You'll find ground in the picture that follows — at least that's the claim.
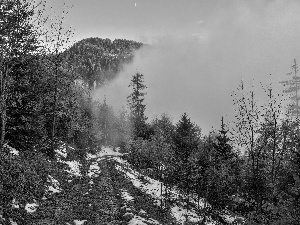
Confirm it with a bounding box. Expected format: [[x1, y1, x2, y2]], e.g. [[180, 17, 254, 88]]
[[7, 145, 243, 225]]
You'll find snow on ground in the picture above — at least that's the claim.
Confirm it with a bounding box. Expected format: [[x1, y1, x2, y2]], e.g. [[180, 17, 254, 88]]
[[55, 142, 69, 158], [99, 147, 123, 157], [4, 144, 19, 156], [25, 203, 38, 213], [171, 206, 214, 225], [74, 220, 87, 225], [63, 160, 81, 176], [9, 219, 17, 225], [88, 161, 101, 178], [85, 147, 236, 225], [127, 214, 160, 225], [87, 146, 124, 161], [11, 200, 39, 214], [12, 199, 19, 209], [47, 175, 61, 193], [55, 143, 81, 177], [223, 214, 245, 224], [87, 147, 121, 178], [86, 152, 97, 160], [128, 216, 148, 225], [115, 161, 204, 223], [86, 147, 126, 177], [121, 189, 135, 201], [113, 154, 212, 224]]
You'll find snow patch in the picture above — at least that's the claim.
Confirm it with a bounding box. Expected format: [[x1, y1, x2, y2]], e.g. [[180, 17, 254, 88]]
[[5, 144, 19, 156], [97, 147, 124, 159], [120, 189, 134, 201], [47, 175, 61, 193], [64, 160, 81, 176], [9, 219, 18, 225], [115, 163, 163, 206], [86, 153, 97, 160], [86, 147, 123, 162], [74, 220, 87, 225], [171, 205, 204, 224], [115, 158, 205, 224], [128, 215, 160, 225], [139, 209, 147, 214], [55, 143, 68, 158], [12, 199, 19, 209], [128, 216, 148, 225], [88, 161, 101, 177], [25, 203, 38, 213]]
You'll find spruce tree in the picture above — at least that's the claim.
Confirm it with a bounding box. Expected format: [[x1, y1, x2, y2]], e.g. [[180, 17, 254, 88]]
[[173, 113, 199, 220], [213, 116, 235, 161], [173, 113, 199, 164], [127, 72, 148, 139], [0, 0, 43, 153]]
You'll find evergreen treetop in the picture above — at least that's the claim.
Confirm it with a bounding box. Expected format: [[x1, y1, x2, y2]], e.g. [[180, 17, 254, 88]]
[[127, 72, 149, 139], [213, 116, 235, 161], [127, 71, 147, 121], [173, 113, 199, 162]]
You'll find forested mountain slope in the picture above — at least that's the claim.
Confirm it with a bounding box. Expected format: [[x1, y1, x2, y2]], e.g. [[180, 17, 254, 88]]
[[63, 38, 143, 89]]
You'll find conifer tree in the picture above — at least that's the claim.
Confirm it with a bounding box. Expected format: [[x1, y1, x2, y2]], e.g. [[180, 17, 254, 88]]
[[213, 116, 236, 161], [173, 113, 199, 164], [0, 1, 55, 223], [96, 96, 116, 146], [127, 72, 148, 139], [173, 113, 200, 221], [0, 0, 45, 153]]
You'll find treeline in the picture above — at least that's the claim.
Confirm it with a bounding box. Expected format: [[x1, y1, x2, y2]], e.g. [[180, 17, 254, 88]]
[[122, 71, 300, 225], [64, 37, 143, 89]]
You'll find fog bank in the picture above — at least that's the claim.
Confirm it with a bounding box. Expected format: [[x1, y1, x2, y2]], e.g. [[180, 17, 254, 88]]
[[93, 0, 300, 134]]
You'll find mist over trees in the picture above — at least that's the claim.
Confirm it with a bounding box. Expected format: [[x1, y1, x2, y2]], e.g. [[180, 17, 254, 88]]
[[2, 0, 300, 224]]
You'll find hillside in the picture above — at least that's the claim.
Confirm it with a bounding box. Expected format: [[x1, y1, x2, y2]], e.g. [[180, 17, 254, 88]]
[[63, 38, 143, 89], [5, 144, 243, 225]]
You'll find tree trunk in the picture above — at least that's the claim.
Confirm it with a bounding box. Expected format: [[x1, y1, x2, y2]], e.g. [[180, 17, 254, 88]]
[[0, 68, 7, 153], [160, 173, 163, 209], [271, 112, 277, 186], [50, 59, 59, 159]]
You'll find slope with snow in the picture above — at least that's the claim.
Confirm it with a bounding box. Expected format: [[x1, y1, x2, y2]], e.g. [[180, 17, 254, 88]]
[[2, 144, 244, 225], [103, 147, 243, 225]]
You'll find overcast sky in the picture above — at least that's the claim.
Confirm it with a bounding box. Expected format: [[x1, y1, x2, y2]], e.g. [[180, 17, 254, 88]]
[[47, 0, 300, 135]]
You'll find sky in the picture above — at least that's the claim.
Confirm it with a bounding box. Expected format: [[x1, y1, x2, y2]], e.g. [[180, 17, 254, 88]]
[[46, 0, 300, 135]]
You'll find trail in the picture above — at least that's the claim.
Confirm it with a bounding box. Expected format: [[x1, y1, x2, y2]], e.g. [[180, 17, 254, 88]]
[[26, 146, 243, 225]]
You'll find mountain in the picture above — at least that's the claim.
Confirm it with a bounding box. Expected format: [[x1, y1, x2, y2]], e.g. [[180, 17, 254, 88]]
[[63, 37, 143, 89]]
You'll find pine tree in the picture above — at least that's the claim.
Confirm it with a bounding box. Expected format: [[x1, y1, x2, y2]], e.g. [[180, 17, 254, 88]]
[[173, 113, 199, 164], [0, 1, 54, 223], [280, 59, 300, 120], [96, 96, 116, 146], [0, 0, 44, 153], [202, 118, 243, 215], [173, 113, 200, 221], [127, 72, 148, 139], [213, 116, 235, 161]]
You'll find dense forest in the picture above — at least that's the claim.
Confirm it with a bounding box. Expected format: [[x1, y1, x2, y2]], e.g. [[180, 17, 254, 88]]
[[1, 1, 300, 225], [64, 37, 143, 89]]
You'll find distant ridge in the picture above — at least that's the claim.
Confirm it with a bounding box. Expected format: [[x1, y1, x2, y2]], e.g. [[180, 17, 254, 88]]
[[64, 37, 143, 88]]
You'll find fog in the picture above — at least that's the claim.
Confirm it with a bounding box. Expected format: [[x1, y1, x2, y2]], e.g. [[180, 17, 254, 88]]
[[92, 0, 300, 135]]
